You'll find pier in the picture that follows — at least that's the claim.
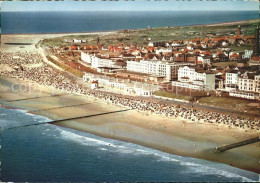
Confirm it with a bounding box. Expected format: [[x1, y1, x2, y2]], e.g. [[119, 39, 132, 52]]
[[215, 137, 260, 152], [5, 108, 132, 130]]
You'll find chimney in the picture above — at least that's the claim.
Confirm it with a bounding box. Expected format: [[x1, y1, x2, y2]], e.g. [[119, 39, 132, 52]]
[[237, 25, 241, 36]]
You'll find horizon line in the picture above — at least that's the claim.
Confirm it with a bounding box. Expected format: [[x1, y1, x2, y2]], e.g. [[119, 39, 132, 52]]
[[2, 10, 259, 12]]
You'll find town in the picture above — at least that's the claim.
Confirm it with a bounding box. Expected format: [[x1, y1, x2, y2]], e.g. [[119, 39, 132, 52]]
[[1, 23, 259, 133], [44, 24, 260, 101]]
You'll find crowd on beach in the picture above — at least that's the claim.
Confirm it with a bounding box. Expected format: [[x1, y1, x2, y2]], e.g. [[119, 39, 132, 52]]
[[87, 91, 259, 131], [0, 51, 43, 65], [0, 51, 259, 131]]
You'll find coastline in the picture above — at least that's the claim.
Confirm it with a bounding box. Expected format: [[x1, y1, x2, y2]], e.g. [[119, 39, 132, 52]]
[[0, 76, 259, 174], [1, 17, 260, 175], [1, 18, 259, 36]]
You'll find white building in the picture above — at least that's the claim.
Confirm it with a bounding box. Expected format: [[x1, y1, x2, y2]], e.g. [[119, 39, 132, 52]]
[[172, 66, 216, 90], [225, 70, 239, 91], [229, 90, 259, 100], [148, 42, 154, 47], [127, 60, 192, 81], [238, 72, 260, 93], [73, 39, 81, 43], [225, 70, 260, 100], [81, 51, 92, 64], [242, 50, 253, 59], [155, 48, 172, 55], [126, 60, 145, 73], [83, 73, 157, 96], [81, 52, 125, 69]]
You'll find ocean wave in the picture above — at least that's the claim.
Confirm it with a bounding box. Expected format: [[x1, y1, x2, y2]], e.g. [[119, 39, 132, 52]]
[[59, 129, 118, 148], [187, 165, 255, 182], [57, 127, 257, 181], [0, 107, 51, 128], [99, 147, 108, 151], [59, 128, 181, 162]]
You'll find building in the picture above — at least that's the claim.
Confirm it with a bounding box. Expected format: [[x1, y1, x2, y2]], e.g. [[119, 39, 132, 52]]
[[172, 66, 216, 90], [242, 50, 253, 59], [91, 80, 99, 89], [225, 70, 239, 91], [155, 48, 172, 55], [81, 51, 92, 63], [229, 90, 259, 100], [83, 73, 157, 96], [225, 70, 260, 100], [73, 39, 81, 43], [249, 56, 260, 66], [127, 60, 192, 81], [81, 52, 126, 69], [238, 72, 260, 93]]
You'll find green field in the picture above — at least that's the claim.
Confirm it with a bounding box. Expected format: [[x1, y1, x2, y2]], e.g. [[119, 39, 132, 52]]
[[198, 96, 259, 114], [42, 19, 259, 47], [46, 56, 84, 78]]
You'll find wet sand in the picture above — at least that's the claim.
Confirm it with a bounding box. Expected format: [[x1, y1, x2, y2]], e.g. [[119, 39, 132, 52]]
[[1, 18, 259, 173], [0, 76, 259, 174]]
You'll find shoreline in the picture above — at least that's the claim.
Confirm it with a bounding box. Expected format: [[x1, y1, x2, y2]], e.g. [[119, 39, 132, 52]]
[[1, 18, 259, 36], [0, 76, 259, 174], [0, 16, 259, 175]]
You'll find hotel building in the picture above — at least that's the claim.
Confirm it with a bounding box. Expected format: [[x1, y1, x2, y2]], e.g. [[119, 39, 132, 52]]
[[225, 70, 260, 100], [126, 60, 192, 81], [172, 66, 216, 90]]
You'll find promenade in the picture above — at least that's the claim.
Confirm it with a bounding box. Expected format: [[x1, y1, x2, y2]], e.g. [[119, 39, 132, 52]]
[[0, 50, 259, 132]]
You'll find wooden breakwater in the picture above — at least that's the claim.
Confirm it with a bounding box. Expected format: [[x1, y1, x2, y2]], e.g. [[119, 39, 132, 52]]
[[6, 94, 67, 102], [5, 108, 131, 130], [215, 137, 260, 152]]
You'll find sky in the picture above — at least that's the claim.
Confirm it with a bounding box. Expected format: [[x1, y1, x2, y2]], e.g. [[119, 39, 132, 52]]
[[1, 1, 259, 12]]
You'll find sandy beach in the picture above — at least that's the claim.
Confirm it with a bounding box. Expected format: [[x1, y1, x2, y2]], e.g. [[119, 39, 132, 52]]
[[0, 76, 259, 173], [1, 31, 114, 52], [0, 19, 259, 174]]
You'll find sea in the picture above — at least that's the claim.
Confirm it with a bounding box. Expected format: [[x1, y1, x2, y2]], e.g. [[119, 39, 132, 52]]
[[0, 106, 259, 182], [1, 11, 259, 34]]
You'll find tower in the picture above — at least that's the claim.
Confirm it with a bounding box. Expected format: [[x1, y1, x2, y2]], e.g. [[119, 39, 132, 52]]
[[253, 24, 260, 56], [237, 25, 241, 36], [97, 37, 100, 46]]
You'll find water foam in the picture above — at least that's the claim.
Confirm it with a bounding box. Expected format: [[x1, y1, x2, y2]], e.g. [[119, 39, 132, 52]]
[[57, 127, 257, 181], [187, 165, 255, 182]]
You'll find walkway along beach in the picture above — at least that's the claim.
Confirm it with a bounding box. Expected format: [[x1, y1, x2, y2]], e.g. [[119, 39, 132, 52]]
[[0, 31, 259, 174]]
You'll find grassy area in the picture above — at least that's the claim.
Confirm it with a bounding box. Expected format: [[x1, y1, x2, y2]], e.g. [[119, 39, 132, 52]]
[[154, 90, 192, 101], [228, 44, 254, 52], [41, 19, 259, 47], [46, 56, 84, 78], [198, 96, 259, 113]]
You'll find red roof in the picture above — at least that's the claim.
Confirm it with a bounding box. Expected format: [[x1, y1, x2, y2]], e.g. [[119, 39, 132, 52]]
[[215, 37, 227, 42], [201, 51, 212, 55], [70, 46, 76, 50], [92, 80, 98, 84], [230, 36, 242, 40], [147, 47, 155, 51], [230, 53, 239, 58], [244, 35, 255, 40], [251, 56, 260, 61], [84, 45, 91, 50], [181, 77, 190, 79]]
